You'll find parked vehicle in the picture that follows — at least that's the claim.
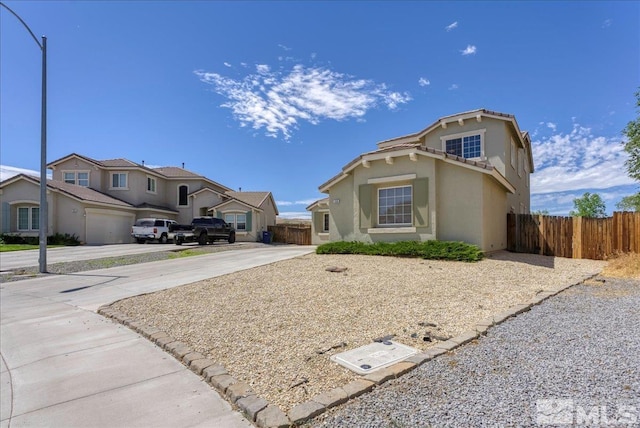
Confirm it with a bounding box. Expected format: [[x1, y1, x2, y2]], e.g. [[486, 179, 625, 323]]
[[131, 218, 179, 244], [174, 217, 236, 245]]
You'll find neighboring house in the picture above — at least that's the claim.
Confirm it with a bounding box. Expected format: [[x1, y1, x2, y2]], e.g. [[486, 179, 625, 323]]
[[307, 109, 534, 251], [0, 153, 278, 244]]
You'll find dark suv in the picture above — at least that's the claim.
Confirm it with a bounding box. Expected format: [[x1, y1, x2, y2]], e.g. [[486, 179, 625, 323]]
[[175, 216, 236, 245]]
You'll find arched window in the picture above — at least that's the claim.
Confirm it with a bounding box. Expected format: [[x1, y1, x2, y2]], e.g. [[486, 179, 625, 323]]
[[178, 185, 188, 206]]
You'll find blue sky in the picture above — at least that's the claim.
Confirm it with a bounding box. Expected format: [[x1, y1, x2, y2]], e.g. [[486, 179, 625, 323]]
[[1, 1, 638, 218]]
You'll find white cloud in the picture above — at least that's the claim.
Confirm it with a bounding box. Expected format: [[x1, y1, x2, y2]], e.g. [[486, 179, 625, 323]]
[[546, 122, 557, 131], [602, 19, 612, 28], [277, 211, 311, 220], [223, 62, 232, 68], [461, 45, 477, 55], [530, 122, 634, 194], [276, 198, 325, 207], [418, 77, 430, 87], [195, 63, 411, 139], [445, 21, 458, 31], [448, 83, 459, 90], [278, 44, 292, 51], [0, 165, 51, 181]]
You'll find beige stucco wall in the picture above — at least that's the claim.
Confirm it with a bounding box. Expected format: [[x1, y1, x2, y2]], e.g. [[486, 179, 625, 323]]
[[214, 201, 261, 242], [435, 161, 484, 247], [0, 180, 54, 236], [327, 155, 437, 243], [481, 174, 508, 251], [51, 157, 103, 189]]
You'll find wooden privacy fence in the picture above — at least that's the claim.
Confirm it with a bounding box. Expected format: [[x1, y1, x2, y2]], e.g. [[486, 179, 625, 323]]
[[268, 224, 311, 245], [507, 212, 639, 260]]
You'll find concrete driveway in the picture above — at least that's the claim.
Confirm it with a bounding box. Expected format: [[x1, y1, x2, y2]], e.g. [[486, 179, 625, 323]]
[[1, 242, 257, 272], [1, 245, 315, 427]]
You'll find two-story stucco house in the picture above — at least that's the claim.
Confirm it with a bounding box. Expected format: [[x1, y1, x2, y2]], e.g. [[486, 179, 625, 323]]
[[0, 153, 278, 244], [307, 109, 534, 251]]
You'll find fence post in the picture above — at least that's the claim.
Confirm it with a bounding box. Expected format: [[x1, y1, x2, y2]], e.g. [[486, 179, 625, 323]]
[[572, 216, 582, 259]]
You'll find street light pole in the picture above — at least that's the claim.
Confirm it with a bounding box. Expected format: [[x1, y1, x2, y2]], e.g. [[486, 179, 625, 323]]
[[0, 2, 47, 272]]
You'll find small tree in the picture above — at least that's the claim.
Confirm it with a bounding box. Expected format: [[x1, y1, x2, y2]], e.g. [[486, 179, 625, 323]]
[[616, 193, 640, 211], [569, 192, 607, 218], [531, 209, 550, 216], [622, 89, 640, 181]]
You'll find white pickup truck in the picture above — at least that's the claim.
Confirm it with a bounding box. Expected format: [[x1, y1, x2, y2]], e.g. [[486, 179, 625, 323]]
[[131, 218, 179, 244]]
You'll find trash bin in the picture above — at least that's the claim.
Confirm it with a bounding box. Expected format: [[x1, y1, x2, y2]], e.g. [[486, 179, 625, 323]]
[[262, 231, 271, 244]]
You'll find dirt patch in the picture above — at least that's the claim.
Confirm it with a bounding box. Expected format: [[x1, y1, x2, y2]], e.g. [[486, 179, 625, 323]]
[[602, 252, 640, 279]]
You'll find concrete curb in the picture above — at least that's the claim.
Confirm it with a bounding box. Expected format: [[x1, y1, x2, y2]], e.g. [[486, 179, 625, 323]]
[[97, 274, 598, 427]]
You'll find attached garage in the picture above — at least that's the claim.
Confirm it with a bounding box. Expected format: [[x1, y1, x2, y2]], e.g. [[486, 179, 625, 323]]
[[85, 208, 135, 244]]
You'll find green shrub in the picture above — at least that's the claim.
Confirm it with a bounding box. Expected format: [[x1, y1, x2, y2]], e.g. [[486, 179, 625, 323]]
[[0, 233, 80, 246], [316, 240, 483, 262]]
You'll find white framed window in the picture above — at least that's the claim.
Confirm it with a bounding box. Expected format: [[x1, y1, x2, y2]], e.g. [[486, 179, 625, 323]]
[[63, 171, 89, 187], [177, 184, 189, 206], [225, 213, 246, 230], [378, 185, 412, 226], [110, 172, 128, 189], [17, 206, 39, 231], [323, 213, 330, 232], [441, 129, 485, 159], [510, 138, 517, 169], [146, 176, 156, 194]]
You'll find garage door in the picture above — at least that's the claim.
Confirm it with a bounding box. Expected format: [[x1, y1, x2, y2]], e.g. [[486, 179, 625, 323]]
[[85, 208, 134, 244]]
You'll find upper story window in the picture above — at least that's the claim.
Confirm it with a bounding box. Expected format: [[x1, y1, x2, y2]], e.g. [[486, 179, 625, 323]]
[[63, 171, 89, 187], [510, 138, 517, 169], [441, 129, 485, 160], [518, 149, 524, 177], [17, 206, 39, 231], [224, 213, 246, 231], [111, 172, 128, 189], [147, 176, 157, 194], [178, 185, 189, 206], [378, 185, 412, 226]]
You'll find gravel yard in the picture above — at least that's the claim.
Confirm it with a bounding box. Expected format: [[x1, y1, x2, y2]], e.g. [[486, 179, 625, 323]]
[[111, 250, 605, 412]]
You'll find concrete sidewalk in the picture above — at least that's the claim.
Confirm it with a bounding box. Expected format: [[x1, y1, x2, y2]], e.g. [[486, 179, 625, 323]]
[[1, 245, 315, 428]]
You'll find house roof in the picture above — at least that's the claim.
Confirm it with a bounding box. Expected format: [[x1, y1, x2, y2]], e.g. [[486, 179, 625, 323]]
[[306, 197, 329, 211], [47, 153, 232, 191], [0, 174, 134, 208], [319, 143, 515, 194], [210, 191, 279, 215]]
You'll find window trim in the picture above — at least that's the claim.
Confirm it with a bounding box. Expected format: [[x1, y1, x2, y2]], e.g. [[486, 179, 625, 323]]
[[440, 129, 486, 160], [17, 206, 40, 231], [224, 212, 247, 231], [146, 175, 157, 194], [177, 184, 189, 207], [110, 172, 128, 190], [518, 148, 524, 177], [62, 170, 90, 187], [510, 138, 517, 169], [322, 212, 330, 232], [377, 184, 413, 227]]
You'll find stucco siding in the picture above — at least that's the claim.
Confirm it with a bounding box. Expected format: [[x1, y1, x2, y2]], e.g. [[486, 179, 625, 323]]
[[435, 161, 484, 247], [52, 158, 103, 189], [481, 174, 508, 251]]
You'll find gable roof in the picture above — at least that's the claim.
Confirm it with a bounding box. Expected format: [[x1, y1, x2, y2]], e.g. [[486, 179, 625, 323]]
[[210, 191, 279, 215], [48, 152, 233, 191], [306, 197, 329, 211], [319, 143, 515, 194], [0, 174, 133, 208], [375, 108, 534, 173]]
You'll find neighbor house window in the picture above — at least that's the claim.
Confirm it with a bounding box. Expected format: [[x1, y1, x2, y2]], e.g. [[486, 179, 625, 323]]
[[147, 176, 156, 193], [442, 130, 485, 159], [511, 138, 517, 169], [225, 213, 246, 230], [518, 149, 524, 177], [378, 185, 412, 226], [323, 213, 330, 232], [17, 206, 39, 231], [111, 173, 127, 189], [178, 185, 188, 206], [63, 171, 89, 187]]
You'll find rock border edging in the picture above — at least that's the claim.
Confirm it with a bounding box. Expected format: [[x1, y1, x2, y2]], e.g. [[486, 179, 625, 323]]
[[97, 274, 599, 427]]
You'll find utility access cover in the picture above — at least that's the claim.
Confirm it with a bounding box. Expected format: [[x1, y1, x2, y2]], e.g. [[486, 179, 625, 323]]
[[330, 341, 419, 375]]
